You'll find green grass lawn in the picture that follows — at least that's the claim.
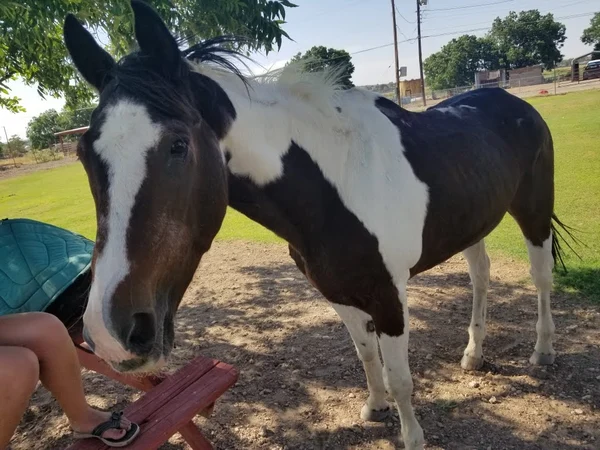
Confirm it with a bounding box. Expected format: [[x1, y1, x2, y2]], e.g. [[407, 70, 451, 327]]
[[0, 163, 280, 243], [485, 90, 600, 302], [1, 90, 598, 300]]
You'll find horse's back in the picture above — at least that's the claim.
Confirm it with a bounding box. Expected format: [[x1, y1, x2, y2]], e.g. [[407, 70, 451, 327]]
[[429, 88, 551, 152], [394, 89, 554, 274]]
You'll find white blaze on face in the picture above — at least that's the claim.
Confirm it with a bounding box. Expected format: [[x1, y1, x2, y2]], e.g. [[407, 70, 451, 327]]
[[83, 100, 162, 362]]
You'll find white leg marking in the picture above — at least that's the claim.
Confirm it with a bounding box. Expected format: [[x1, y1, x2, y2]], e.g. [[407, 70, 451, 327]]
[[526, 235, 556, 365], [461, 240, 490, 371], [330, 304, 391, 422], [84, 100, 162, 363], [378, 283, 424, 450]]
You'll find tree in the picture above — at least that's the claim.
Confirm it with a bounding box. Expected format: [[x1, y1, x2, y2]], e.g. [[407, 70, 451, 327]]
[[489, 10, 566, 69], [59, 104, 96, 130], [289, 46, 355, 88], [1, 0, 297, 113], [26, 103, 98, 149], [8, 135, 27, 156], [581, 12, 600, 51], [27, 110, 62, 150], [424, 35, 501, 90]]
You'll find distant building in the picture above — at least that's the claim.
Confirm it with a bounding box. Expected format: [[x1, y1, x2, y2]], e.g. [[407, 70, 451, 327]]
[[508, 65, 543, 87], [571, 51, 600, 81], [399, 78, 423, 98], [474, 69, 506, 88]]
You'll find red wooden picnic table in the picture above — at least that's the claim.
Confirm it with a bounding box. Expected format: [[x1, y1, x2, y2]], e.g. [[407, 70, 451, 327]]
[[66, 332, 238, 450]]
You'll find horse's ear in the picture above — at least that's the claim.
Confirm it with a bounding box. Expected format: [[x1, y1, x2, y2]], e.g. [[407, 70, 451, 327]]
[[63, 14, 115, 92], [131, 0, 181, 72]]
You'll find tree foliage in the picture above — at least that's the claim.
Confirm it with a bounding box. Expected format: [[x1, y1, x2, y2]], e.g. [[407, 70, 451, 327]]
[[289, 46, 355, 88], [26, 103, 96, 150], [424, 35, 501, 90], [27, 110, 62, 150], [581, 12, 600, 51], [424, 9, 566, 89], [1, 0, 297, 113], [60, 105, 96, 130], [489, 10, 566, 69], [8, 135, 27, 156]]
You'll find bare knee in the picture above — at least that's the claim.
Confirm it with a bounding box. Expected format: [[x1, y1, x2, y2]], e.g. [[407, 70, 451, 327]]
[[0, 347, 40, 396], [24, 313, 71, 354]]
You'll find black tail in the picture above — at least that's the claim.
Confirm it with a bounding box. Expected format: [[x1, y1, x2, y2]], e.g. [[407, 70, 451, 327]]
[[551, 213, 583, 273]]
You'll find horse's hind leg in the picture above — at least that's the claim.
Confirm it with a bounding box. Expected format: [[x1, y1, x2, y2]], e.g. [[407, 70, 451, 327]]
[[509, 148, 556, 365], [524, 234, 556, 365], [330, 303, 391, 422], [461, 240, 490, 371]]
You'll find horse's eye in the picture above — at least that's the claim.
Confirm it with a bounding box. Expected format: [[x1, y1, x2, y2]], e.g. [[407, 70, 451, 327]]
[[170, 139, 188, 158]]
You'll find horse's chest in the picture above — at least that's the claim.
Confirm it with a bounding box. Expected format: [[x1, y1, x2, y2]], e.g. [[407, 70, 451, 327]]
[[289, 229, 396, 305]]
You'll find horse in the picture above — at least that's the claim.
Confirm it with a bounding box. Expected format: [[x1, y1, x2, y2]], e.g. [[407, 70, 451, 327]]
[[63, 2, 572, 448]]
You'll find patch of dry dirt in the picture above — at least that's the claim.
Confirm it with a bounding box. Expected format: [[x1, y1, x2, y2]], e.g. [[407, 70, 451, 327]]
[[10, 241, 600, 449], [0, 156, 78, 181]]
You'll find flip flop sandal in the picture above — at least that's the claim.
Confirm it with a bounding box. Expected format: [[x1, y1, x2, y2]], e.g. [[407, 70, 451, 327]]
[[72, 411, 140, 447]]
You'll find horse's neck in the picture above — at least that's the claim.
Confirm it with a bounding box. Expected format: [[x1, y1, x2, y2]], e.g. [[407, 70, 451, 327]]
[[220, 80, 349, 186], [221, 85, 350, 251]]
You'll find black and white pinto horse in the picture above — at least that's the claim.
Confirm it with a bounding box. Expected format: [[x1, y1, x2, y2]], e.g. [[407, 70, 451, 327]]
[[64, 2, 571, 448]]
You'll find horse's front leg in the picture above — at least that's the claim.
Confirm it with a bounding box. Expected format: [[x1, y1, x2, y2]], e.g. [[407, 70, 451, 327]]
[[331, 303, 391, 422], [375, 279, 425, 450]]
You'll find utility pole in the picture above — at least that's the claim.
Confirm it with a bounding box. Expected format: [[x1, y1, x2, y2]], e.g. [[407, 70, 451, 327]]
[[3, 126, 17, 168], [390, 0, 401, 104], [416, 0, 426, 106]]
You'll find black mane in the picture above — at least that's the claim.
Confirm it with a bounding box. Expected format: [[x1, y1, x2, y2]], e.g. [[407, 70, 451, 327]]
[[100, 35, 251, 119], [181, 35, 252, 83]]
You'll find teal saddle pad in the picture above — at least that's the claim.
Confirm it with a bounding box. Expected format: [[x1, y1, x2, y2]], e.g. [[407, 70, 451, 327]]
[[0, 218, 94, 316]]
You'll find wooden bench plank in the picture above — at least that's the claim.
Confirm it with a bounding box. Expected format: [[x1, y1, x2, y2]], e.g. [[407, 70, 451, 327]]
[[125, 364, 237, 450], [122, 358, 220, 417], [177, 422, 215, 450], [67, 359, 237, 450]]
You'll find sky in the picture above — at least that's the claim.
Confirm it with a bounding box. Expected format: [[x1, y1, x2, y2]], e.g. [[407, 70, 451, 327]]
[[1, 0, 597, 139]]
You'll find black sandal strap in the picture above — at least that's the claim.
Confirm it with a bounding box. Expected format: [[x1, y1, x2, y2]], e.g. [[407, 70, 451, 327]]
[[102, 423, 140, 444], [90, 411, 125, 437]]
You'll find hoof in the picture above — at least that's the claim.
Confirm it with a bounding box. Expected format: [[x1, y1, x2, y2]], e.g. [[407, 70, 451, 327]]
[[530, 351, 555, 366], [401, 429, 425, 450], [360, 403, 392, 422], [461, 354, 484, 371]]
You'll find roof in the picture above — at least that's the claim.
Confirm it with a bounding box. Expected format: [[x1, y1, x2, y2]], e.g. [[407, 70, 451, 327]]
[[53, 126, 89, 137]]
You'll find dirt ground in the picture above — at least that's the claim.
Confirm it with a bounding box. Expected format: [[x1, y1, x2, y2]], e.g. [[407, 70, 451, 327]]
[[9, 241, 600, 450], [0, 156, 78, 181]]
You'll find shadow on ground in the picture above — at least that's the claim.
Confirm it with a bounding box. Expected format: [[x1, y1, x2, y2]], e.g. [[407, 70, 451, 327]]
[[11, 243, 600, 450]]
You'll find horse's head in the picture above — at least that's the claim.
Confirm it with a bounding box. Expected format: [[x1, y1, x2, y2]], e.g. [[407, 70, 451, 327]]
[[64, 1, 231, 372]]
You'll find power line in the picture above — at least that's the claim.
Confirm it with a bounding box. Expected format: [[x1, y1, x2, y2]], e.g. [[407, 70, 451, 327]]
[[552, 0, 599, 10], [265, 9, 596, 68], [348, 11, 596, 62], [426, 0, 515, 12], [422, 11, 597, 34], [395, 6, 415, 24], [423, 0, 595, 20], [424, 11, 597, 38], [396, 25, 413, 42]]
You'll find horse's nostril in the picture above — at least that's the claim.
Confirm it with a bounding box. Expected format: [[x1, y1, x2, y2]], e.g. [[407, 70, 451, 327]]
[[127, 312, 157, 353]]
